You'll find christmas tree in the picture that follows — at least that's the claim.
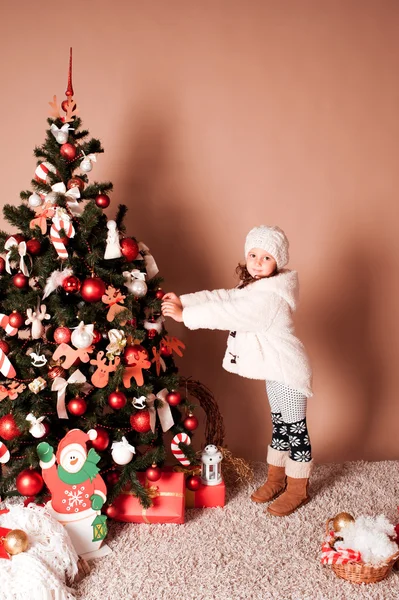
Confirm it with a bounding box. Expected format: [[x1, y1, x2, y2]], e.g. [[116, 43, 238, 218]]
[[0, 50, 204, 509]]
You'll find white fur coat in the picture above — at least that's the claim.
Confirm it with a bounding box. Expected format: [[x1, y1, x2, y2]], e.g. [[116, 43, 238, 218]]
[[181, 270, 313, 397]]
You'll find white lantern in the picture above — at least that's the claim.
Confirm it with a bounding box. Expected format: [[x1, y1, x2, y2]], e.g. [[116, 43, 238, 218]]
[[201, 444, 223, 486]]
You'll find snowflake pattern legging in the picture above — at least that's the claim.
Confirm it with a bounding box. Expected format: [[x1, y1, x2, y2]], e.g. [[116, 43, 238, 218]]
[[266, 380, 312, 462]]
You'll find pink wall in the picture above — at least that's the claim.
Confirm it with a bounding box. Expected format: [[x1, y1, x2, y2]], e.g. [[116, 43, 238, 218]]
[[1, 0, 399, 462]]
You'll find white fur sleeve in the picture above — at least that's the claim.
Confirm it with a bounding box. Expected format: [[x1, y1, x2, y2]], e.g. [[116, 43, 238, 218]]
[[182, 293, 280, 332], [180, 288, 232, 308]]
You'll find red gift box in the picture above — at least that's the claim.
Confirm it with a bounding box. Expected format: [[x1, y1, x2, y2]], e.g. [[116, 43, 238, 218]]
[[110, 470, 185, 524], [185, 480, 225, 508]]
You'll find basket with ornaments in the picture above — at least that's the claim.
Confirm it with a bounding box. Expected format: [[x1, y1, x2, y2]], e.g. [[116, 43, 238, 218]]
[[321, 511, 399, 584]]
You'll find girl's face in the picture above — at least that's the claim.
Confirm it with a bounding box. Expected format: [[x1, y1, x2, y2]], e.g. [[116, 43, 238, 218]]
[[246, 247, 277, 279]]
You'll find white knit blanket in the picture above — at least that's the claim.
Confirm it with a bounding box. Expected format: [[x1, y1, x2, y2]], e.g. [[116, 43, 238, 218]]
[[0, 503, 78, 600]]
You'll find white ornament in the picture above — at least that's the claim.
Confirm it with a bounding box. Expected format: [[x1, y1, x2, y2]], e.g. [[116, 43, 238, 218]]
[[26, 413, 46, 438], [132, 396, 147, 409], [123, 269, 147, 296], [71, 321, 94, 349], [50, 123, 71, 144], [80, 153, 97, 173], [25, 304, 50, 339], [28, 193, 43, 208], [111, 436, 135, 465], [201, 444, 223, 486], [42, 268, 73, 299], [106, 329, 126, 358], [104, 220, 122, 260], [30, 351, 47, 367]]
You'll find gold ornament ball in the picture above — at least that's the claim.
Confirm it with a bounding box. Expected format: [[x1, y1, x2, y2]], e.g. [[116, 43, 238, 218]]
[[332, 512, 355, 532], [3, 529, 29, 555]]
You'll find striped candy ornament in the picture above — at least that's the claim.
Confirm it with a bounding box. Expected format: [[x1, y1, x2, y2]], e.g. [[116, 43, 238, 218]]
[[35, 161, 57, 184], [171, 432, 191, 466], [50, 213, 75, 259], [0, 441, 10, 464], [0, 314, 18, 337]]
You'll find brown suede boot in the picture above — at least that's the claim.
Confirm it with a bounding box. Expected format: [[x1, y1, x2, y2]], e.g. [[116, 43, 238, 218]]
[[251, 446, 288, 503], [267, 457, 313, 516]]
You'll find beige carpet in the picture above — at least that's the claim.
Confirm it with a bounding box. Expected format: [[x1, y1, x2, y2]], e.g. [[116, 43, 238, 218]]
[[74, 461, 399, 600]]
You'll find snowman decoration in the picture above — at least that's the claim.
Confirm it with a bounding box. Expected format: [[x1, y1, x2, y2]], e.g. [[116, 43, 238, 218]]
[[37, 429, 108, 558]]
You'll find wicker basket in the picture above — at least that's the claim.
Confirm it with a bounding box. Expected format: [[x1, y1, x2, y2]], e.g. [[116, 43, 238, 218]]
[[325, 518, 399, 584]]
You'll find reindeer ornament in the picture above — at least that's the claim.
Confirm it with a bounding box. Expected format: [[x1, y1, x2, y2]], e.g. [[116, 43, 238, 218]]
[[25, 304, 50, 339]]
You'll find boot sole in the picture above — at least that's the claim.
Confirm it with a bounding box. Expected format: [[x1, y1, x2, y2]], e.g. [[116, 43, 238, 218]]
[[266, 496, 311, 517], [250, 487, 286, 504]]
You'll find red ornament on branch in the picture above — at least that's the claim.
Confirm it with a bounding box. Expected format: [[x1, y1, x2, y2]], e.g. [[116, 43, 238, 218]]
[[91, 427, 110, 451], [81, 277, 106, 303], [67, 177, 85, 192], [105, 470, 120, 486], [95, 194, 110, 209], [146, 464, 161, 482], [13, 273, 29, 289], [48, 365, 66, 380], [155, 289, 165, 300], [60, 143, 77, 161], [0, 414, 21, 440], [108, 391, 127, 410], [123, 344, 148, 366], [0, 257, 5, 274], [16, 469, 44, 496], [62, 275, 81, 294], [160, 343, 173, 358], [166, 391, 182, 407], [67, 396, 87, 416], [184, 414, 199, 431], [130, 410, 151, 433], [120, 238, 139, 262], [26, 239, 41, 256], [92, 329, 102, 344], [8, 312, 24, 329], [54, 326, 71, 345]]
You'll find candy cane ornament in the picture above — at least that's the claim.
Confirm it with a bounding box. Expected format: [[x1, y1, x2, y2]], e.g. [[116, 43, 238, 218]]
[[0, 349, 16, 379], [0, 441, 10, 464], [171, 432, 191, 466], [0, 314, 18, 337], [50, 208, 75, 259]]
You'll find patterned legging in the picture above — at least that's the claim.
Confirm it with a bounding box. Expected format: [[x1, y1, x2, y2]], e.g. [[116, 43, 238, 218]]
[[266, 380, 312, 462]]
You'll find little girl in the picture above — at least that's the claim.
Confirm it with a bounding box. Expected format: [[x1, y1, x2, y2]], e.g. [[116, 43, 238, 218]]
[[162, 225, 313, 517]]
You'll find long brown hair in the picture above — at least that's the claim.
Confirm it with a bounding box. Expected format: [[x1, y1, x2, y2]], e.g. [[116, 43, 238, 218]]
[[235, 262, 278, 289]]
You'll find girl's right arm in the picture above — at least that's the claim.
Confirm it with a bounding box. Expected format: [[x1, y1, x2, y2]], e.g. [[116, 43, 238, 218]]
[[179, 288, 232, 308]]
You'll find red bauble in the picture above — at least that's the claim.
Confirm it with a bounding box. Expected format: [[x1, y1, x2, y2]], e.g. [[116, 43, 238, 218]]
[[41, 421, 50, 438], [105, 504, 118, 519], [48, 365, 66, 380], [184, 414, 199, 431], [67, 177, 85, 192], [147, 329, 157, 339], [81, 277, 106, 303], [108, 391, 127, 410], [60, 143, 77, 161], [105, 470, 120, 486], [26, 239, 41, 256], [95, 194, 110, 209], [160, 344, 173, 358], [186, 475, 201, 491], [67, 396, 87, 416], [8, 311, 24, 328], [155, 289, 165, 300], [92, 329, 102, 344], [91, 427, 110, 451], [120, 238, 139, 262], [123, 344, 148, 366], [13, 273, 29, 289], [0, 257, 5, 274], [62, 99, 77, 112], [130, 410, 151, 433], [0, 340, 10, 354], [16, 469, 44, 496], [166, 391, 182, 406], [0, 414, 21, 440], [62, 275, 81, 294], [54, 326, 71, 345], [146, 464, 162, 482]]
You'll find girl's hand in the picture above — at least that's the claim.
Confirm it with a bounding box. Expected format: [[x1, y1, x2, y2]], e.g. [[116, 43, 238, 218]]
[[162, 292, 182, 309], [161, 300, 184, 322]]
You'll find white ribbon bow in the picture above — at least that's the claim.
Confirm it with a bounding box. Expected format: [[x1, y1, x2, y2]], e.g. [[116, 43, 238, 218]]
[[137, 242, 159, 279], [146, 388, 174, 433], [4, 237, 30, 276], [50, 182, 82, 216], [26, 413, 45, 427], [51, 369, 87, 419], [106, 329, 127, 358], [111, 436, 136, 454], [50, 123, 72, 143], [122, 269, 146, 282]]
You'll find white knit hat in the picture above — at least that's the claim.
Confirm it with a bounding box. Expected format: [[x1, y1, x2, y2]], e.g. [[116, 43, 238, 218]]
[[244, 225, 289, 269]]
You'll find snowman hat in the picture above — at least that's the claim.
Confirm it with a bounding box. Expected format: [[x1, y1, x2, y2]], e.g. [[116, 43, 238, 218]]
[[56, 428, 97, 465]]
